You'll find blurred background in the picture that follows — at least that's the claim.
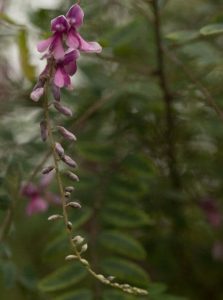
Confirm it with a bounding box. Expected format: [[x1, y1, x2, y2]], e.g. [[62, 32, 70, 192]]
[[0, 0, 223, 299]]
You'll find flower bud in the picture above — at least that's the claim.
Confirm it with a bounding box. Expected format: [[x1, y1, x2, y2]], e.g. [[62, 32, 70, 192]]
[[65, 186, 75, 193], [81, 243, 88, 253], [48, 214, 63, 221], [66, 171, 80, 182], [80, 258, 89, 267], [62, 155, 77, 168], [55, 142, 64, 157], [72, 235, 84, 245], [65, 255, 77, 261], [42, 165, 55, 174], [53, 101, 73, 117], [30, 87, 44, 102], [40, 120, 48, 142], [65, 192, 71, 198], [57, 126, 77, 141], [67, 221, 73, 231], [108, 276, 115, 281], [66, 202, 81, 209], [52, 84, 61, 101]]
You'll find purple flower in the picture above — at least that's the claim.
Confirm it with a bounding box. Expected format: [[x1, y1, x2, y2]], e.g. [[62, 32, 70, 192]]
[[54, 50, 80, 88], [37, 15, 69, 59], [66, 4, 102, 53]]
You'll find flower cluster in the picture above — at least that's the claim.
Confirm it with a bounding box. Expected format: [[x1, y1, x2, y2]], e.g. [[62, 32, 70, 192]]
[[31, 3, 102, 100]]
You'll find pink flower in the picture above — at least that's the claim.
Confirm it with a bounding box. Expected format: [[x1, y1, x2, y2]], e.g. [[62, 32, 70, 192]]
[[37, 3, 102, 60], [54, 50, 80, 88], [22, 173, 60, 216], [66, 4, 102, 53], [37, 15, 69, 59]]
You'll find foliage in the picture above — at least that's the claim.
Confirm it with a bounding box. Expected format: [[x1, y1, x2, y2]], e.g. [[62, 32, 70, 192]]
[[0, 0, 223, 299]]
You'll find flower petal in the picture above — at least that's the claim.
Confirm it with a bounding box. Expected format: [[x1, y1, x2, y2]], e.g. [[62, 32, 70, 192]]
[[51, 15, 69, 33], [76, 33, 102, 53], [66, 28, 80, 49], [66, 4, 84, 28], [37, 37, 53, 53], [64, 60, 77, 76], [50, 35, 65, 59], [54, 67, 70, 88], [63, 50, 79, 75]]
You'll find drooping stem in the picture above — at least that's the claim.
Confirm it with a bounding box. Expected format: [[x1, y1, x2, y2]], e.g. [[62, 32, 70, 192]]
[[151, 0, 180, 188], [42, 80, 148, 297]]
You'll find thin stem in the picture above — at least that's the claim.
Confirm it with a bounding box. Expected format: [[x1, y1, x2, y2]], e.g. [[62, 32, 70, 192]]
[[151, 0, 180, 188]]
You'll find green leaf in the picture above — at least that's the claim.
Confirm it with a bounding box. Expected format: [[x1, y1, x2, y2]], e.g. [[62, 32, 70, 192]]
[[99, 230, 146, 260], [200, 24, 223, 36], [38, 263, 88, 292], [55, 289, 93, 300], [0, 261, 17, 288], [17, 29, 35, 81], [102, 203, 152, 228], [166, 30, 200, 42], [100, 257, 150, 288]]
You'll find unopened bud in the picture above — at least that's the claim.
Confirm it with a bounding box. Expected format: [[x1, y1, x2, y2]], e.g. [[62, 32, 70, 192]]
[[65, 255, 77, 261], [66, 202, 81, 209], [72, 235, 84, 245], [55, 142, 64, 158], [65, 186, 75, 193], [57, 126, 77, 142], [52, 84, 60, 101], [48, 214, 63, 221], [62, 155, 77, 168], [40, 120, 48, 142], [108, 276, 115, 281], [65, 192, 71, 198], [67, 221, 73, 231], [42, 165, 54, 174], [54, 101, 73, 117], [66, 171, 79, 182], [97, 274, 105, 281], [81, 243, 88, 253], [30, 87, 44, 102], [80, 258, 89, 267]]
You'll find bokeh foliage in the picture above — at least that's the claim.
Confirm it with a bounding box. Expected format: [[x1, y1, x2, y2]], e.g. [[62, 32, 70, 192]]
[[0, 0, 223, 299]]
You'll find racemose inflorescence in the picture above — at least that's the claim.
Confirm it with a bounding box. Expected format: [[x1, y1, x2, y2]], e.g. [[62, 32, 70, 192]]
[[28, 2, 148, 296]]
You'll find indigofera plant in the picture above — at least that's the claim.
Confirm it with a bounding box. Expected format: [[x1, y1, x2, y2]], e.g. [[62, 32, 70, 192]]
[[29, 2, 148, 297]]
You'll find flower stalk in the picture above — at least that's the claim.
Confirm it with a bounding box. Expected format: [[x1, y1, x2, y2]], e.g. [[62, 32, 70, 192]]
[[30, 2, 148, 296]]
